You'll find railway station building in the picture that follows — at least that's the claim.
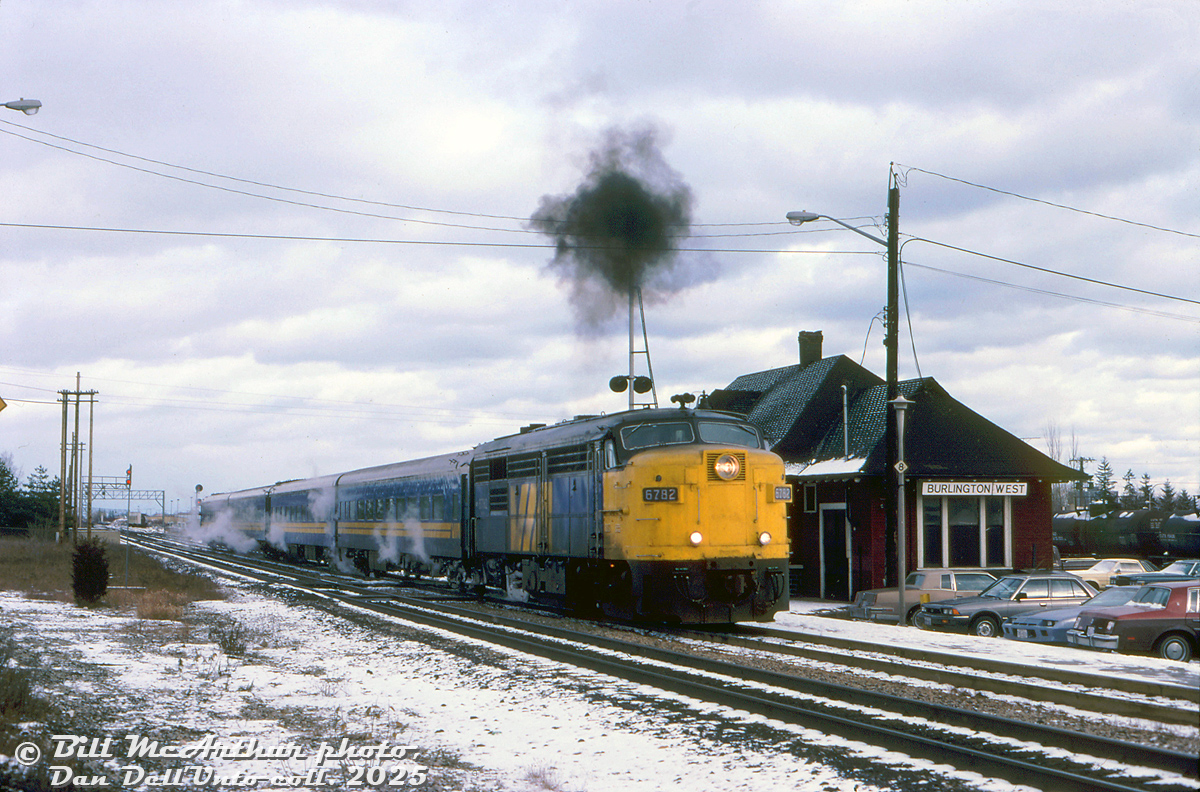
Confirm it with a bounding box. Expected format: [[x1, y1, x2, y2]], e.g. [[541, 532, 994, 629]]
[[703, 331, 1083, 602]]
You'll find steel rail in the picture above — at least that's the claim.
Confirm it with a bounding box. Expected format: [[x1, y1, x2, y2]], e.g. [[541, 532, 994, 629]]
[[126, 536, 1198, 790], [666, 626, 1199, 725], [741, 624, 1200, 704]]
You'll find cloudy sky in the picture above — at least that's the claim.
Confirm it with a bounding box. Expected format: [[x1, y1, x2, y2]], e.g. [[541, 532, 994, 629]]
[[1, 1, 1196, 513]]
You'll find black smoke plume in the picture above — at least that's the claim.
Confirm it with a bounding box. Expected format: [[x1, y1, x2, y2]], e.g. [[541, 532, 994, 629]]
[[530, 126, 700, 329]]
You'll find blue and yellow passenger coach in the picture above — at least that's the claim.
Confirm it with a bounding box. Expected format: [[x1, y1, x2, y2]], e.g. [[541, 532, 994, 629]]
[[200, 407, 791, 624]]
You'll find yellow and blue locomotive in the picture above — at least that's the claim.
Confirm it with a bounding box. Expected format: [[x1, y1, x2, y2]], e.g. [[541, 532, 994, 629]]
[[200, 407, 791, 623]]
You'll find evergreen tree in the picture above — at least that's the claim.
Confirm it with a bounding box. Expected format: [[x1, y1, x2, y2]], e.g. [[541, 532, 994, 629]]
[[1138, 473, 1155, 510], [1120, 469, 1139, 509], [1, 456, 61, 530], [1177, 490, 1197, 513], [1093, 457, 1116, 509], [24, 466, 60, 527], [0, 454, 23, 527], [1157, 480, 1176, 513]]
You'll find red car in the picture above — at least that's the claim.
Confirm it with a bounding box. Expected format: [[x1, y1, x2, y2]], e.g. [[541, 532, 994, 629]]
[[1066, 580, 1200, 662]]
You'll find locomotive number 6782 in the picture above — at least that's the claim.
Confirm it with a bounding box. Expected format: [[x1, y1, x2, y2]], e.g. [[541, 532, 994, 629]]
[[201, 407, 792, 624]]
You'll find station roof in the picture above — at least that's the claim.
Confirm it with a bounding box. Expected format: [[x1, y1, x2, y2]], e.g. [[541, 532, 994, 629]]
[[705, 355, 1084, 483]]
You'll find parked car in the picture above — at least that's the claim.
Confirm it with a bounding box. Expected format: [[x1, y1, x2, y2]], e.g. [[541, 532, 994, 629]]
[[1066, 580, 1200, 662], [1001, 584, 1142, 644], [914, 572, 1098, 637], [848, 569, 999, 624], [1073, 558, 1157, 590], [1109, 559, 1200, 588]]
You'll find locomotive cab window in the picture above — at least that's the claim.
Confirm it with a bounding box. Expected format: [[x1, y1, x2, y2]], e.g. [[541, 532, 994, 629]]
[[697, 421, 762, 448], [620, 421, 695, 450]]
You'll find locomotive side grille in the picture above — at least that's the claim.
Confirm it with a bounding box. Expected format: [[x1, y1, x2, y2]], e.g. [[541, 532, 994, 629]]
[[507, 453, 541, 478], [547, 444, 589, 474], [706, 452, 746, 481]]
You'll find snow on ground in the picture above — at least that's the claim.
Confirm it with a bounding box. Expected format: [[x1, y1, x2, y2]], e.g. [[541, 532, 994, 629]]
[[0, 586, 1195, 792], [777, 601, 1200, 691]]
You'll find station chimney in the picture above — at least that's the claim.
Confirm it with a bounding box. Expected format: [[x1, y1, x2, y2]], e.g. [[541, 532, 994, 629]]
[[798, 331, 823, 367]]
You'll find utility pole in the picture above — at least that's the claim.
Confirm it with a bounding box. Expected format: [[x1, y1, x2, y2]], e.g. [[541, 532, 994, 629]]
[[786, 167, 904, 587], [73, 374, 81, 542], [59, 390, 68, 542], [86, 390, 96, 540], [58, 376, 98, 543], [1070, 456, 1093, 511], [884, 171, 901, 586]]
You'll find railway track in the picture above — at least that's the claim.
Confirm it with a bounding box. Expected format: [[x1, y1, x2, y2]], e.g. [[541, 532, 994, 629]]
[[672, 623, 1199, 726], [127, 533, 1199, 792]]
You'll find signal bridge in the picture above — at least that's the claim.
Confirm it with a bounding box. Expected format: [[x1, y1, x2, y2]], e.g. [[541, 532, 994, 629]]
[[88, 475, 166, 516]]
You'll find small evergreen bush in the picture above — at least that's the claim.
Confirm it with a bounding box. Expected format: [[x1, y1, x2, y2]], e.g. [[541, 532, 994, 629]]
[[71, 538, 109, 603]]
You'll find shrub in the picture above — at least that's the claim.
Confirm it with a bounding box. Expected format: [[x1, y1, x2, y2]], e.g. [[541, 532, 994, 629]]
[[209, 618, 247, 656], [71, 538, 109, 603]]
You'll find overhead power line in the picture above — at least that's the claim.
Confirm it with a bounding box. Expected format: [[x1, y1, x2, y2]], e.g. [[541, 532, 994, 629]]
[[904, 236, 1200, 307], [901, 261, 1200, 323], [2, 220, 1194, 320], [2, 121, 1194, 312], [0, 220, 876, 255], [0, 119, 792, 235], [896, 163, 1200, 240]]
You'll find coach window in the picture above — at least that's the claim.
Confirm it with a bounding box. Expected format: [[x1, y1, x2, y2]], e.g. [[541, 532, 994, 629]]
[[918, 495, 1011, 569]]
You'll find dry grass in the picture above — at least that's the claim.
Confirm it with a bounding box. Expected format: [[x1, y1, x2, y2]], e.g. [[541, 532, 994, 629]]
[[0, 537, 224, 608], [107, 587, 193, 620]]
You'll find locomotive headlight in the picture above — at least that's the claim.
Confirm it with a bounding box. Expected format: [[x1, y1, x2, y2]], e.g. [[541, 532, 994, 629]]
[[758, 531, 772, 546], [689, 531, 703, 546], [713, 454, 740, 480]]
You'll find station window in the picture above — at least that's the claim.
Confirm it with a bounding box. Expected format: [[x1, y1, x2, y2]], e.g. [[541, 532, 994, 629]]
[[918, 495, 1010, 568], [802, 484, 817, 513]]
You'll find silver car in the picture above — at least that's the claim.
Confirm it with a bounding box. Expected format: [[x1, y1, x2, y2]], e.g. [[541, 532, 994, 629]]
[[849, 569, 998, 624]]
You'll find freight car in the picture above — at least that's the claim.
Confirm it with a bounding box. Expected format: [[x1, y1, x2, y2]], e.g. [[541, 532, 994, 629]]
[[1052, 509, 1200, 561], [199, 408, 792, 624]]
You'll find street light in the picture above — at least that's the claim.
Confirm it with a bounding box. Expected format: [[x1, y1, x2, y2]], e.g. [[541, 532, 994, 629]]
[[4, 98, 41, 115], [788, 173, 907, 602], [786, 211, 887, 247]]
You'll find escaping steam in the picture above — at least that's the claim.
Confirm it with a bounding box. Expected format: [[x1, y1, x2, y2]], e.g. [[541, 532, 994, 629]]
[[374, 503, 430, 567], [187, 506, 257, 554], [530, 125, 707, 329]]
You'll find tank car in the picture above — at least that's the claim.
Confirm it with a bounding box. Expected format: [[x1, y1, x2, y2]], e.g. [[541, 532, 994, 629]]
[[1053, 508, 1200, 562], [199, 407, 791, 624]]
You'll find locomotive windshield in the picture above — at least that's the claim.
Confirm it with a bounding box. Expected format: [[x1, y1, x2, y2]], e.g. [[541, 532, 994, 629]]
[[697, 421, 761, 448], [621, 421, 694, 450], [619, 419, 763, 451]]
